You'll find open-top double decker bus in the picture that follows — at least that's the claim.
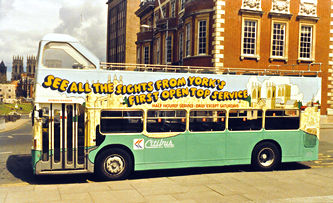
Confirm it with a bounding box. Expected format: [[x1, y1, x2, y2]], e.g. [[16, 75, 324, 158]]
[[32, 34, 321, 180]]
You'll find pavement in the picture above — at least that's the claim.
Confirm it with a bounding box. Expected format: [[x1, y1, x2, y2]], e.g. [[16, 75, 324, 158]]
[[0, 118, 333, 202], [1, 167, 333, 202], [0, 119, 30, 133]]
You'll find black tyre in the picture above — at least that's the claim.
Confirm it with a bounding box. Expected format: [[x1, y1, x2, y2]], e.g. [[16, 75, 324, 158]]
[[251, 142, 280, 171], [96, 148, 133, 180]]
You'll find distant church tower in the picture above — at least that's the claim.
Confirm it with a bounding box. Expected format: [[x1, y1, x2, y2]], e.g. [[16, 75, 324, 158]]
[[266, 82, 276, 109], [12, 56, 24, 81], [0, 61, 7, 83], [277, 84, 291, 104], [26, 56, 36, 76], [251, 82, 261, 107]]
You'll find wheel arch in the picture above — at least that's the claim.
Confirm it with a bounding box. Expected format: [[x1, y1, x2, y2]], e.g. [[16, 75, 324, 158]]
[[94, 144, 135, 170], [251, 139, 282, 162]]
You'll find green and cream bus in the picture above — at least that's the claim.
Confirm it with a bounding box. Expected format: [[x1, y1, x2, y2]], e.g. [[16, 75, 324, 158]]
[[32, 34, 321, 180]]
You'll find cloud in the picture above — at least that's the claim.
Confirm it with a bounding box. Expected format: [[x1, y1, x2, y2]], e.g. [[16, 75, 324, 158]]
[[0, 0, 61, 79], [54, 0, 106, 61], [0, 0, 15, 19], [0, 30, 41, 78], [0, 0, 106, 81]]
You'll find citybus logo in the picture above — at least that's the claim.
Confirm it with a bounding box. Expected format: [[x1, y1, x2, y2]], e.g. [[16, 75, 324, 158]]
[[133, 139, 175, 150], [133, 139, 144, 150], [145, 139, 175, 149]]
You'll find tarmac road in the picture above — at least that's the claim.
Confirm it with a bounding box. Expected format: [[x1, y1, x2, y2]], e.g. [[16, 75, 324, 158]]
[[0, 120, 32, 185]]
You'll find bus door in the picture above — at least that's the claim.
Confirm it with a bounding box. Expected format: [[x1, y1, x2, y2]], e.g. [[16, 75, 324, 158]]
[[40, 103, 85, 171]]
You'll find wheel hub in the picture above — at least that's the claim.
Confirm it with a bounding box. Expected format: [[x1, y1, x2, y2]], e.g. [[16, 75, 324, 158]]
[[258, 148, 275, 167], [105, 156, 124, 174]]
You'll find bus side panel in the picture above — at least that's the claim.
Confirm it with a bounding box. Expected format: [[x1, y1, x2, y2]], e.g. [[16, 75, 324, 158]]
[[186, 131, 226, 163], [88, 134, 144, 166], [225, 131, 263, 165], [89, 133, 187, 171], [300, 131, 318, 162], [89, 132, 230, 171], [32, 150, 42, 174], [263, 130, 304, 163]]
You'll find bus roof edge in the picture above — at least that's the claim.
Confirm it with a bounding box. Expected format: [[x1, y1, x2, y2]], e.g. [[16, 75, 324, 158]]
[[42, 33, 79, 43]]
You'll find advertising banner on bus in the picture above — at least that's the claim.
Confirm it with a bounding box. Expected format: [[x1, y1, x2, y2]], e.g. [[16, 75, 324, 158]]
[[35, 70, 321, 136]]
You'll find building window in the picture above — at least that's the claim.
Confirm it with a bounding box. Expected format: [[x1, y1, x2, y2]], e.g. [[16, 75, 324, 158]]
[[272, 23, 285, 57], [137, 47, 140, 64], [156, 38, 161, 64], [162, 6, 167, 18], [154, 12, 159, 27], [299, 24, 314, 60], [198, 20, 207, 55], [179, 32, 184, 63], [171, 0, 176, 17], [108, 0, 126, 63], [148, 17, 153, 29], [242, 19, 258, 56], [185, 23, 191, 57], [180, 0, 185, 10], [271, 21, 288, 60], [166, 36, 172, 63], [144, 46, 149, 64]]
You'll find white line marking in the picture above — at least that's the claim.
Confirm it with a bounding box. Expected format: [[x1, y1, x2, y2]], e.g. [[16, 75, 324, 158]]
[[0, 152, 12, 155], [7, 136, 13, 138]]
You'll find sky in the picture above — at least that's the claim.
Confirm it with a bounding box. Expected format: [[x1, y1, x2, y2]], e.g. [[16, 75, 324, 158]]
[[0, 0, 107, 80]]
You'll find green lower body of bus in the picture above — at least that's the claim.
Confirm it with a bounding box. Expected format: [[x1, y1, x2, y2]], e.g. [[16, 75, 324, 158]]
[[32, 130, 318, 175]]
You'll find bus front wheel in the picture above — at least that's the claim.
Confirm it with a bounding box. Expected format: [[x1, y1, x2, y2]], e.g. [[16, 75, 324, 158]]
[[96, 148, 133, 180], [252, 142, 280, 171]]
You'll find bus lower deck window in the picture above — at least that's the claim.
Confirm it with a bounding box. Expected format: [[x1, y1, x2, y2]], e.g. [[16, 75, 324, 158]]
[[265, 110, 300, 130], [100, 110, 143, 133], [189, 110, 226, 132], [228, 110, 263, 131], [147, 110, 186, 133]]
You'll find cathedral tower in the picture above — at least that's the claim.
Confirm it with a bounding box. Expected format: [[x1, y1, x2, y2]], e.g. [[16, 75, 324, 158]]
[[12, 56, 24, 81], [27, 56, 36, 76]]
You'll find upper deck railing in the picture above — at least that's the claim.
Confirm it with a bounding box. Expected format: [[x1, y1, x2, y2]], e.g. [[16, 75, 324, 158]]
[[100, 62, 322, 77]]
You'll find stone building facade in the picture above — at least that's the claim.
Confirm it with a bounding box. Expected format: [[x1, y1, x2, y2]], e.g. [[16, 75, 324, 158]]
[[0, 84, 16, 103], [106, 0, 140, 63], [136, 0, 330, 114]]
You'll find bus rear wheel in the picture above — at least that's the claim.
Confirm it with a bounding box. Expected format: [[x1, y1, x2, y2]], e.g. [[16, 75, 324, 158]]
[[96, 148, 133, 180], [252, 142, 280, 171]]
